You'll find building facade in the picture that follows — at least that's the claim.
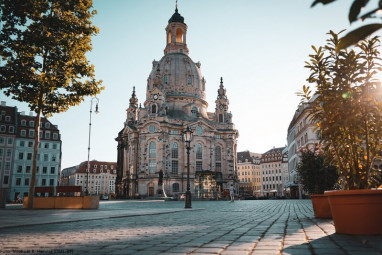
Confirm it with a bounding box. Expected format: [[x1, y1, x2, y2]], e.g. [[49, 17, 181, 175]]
[[260, 147, 288, 197], [237, 151, 262, 197], [286, 97, 319, 198], [11, 113, 62, 201], [62, 161, 117, 196], [116, 7, 239, 199], [0, 102, 62, 202], [0, 102, 17, 202]]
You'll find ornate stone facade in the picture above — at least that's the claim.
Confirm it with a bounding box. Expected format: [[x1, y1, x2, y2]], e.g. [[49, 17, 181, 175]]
[[116, 7, 238, 199]]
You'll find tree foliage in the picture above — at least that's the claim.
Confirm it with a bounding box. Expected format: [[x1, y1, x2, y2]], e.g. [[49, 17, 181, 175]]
[[0, 0, 104, 208], [300, 31, 382, 190], [296, 144, 338, 194], [312, 0, 382, 49]]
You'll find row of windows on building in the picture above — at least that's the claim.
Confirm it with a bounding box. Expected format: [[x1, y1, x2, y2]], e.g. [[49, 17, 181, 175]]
[[263, 176, 283, 182], [0, 137, 14, 145], [15, 152, 58, 162], [0, 116, 54, 129], [238, 165, 259, 170], [15, 177, 56, 186], [75, 179, 115, 192], [263, 169, 282, 175], [241, 177, 261, 183], [263, 184, 282, 190], [92, 164, 114, 170], [262, 163, 281, 168], [238, 171, 261, 176], [148, 141, 223, 174], [146, 125, 222, 140]]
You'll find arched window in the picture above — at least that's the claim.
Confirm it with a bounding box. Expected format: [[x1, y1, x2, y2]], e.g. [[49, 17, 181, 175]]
[[172, 183, 179, 192], [187, 75, 192, 85], [219, 114, 223, 123], [176, 28, 183, 43], [215, 146, 221, 161], [149, 141, 156, 174], [171, 142, 178, 158], [196, 144, 202, 159], [167, 31, 171, 44], [152, 104, 157, 114]]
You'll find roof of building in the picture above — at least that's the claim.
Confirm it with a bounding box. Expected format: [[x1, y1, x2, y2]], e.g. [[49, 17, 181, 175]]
[[237, 151, 252, 163], [75, 160, 117, 174], [168, 8, 185, 24]]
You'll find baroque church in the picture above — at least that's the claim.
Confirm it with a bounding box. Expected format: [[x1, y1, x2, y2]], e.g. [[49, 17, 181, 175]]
[[116, 6, 239, 199]]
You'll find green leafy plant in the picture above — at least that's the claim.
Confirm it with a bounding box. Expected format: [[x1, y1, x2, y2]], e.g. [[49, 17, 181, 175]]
[[0, 0, 104, 208], [300, 30, 382, 190], [296, 144, 338, 194], [312, 0, 382, 49]]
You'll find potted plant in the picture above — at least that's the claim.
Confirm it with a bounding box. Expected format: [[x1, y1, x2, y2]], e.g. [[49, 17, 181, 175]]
[[300, 30, 382, 235], [296, 144, 338, 218]]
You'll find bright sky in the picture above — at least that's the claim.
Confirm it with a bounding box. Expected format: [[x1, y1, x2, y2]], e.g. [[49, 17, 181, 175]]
[[2, 0, 382, 170]]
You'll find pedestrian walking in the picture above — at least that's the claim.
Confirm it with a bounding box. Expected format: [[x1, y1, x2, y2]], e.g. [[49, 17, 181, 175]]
[[229, 184, 235, 202]]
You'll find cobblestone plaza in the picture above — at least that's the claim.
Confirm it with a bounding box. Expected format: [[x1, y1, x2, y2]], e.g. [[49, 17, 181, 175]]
[[0, 200, 381, 255]]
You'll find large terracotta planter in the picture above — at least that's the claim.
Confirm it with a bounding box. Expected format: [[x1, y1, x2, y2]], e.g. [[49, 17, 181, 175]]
[[326, 189, 382, 235], [311, 194, 332, 219]]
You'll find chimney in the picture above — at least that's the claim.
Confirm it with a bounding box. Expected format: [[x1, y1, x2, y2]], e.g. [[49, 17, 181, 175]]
[[1, 101, 5, 106]]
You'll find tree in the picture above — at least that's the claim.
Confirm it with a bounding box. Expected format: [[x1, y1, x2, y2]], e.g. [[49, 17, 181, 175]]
[[0, 0, 104, 208], [312, 0, 382, 49], [300, 30, 382, 190], [296, 144, 338, 194]]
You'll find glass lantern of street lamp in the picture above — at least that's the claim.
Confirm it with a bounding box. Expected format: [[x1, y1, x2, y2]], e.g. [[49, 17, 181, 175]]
[[183, 126, 193, 146]]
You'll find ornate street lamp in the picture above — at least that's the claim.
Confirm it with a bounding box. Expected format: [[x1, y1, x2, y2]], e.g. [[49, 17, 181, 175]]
[[183, 126, 193, 209], [85, 97, 99, 196]]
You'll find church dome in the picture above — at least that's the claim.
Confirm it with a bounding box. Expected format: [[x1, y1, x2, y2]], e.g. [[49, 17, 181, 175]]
[[168, 8, 185, 24], [147, 52, 205, 101]]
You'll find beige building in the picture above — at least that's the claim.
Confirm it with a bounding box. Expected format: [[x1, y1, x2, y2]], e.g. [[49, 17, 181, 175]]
[[261, 147, 288, 197], [116, 7, 238, 199], [237, 151, 262, 197], [286, 96, 320, 198], [61, 161, 117, 197]]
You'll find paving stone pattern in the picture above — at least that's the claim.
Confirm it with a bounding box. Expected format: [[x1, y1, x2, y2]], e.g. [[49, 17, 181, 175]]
[[0, 200, 381, 255]]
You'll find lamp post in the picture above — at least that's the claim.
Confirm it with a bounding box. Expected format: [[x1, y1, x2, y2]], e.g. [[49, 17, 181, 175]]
[[85, 97, 99, 196], [183, 126, 193, 209]]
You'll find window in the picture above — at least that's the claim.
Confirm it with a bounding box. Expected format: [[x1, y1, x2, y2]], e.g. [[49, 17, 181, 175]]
[[215, 146, 221, 161], [45, 123, 50, 129], [28, 129, 35, 138], [215, 162, 221, 172], [50, 167, 55, 174], [53, 133, 58, 140], [19, 141, 25, 147], [3, 175, 9, 185], [42, 179, 46, 186], [5, 116, 10, 122], [0, 126, 5, 132], [171, 160, 178, 174], [172, 183, 179, 192], [16, 178, 21, 186], [27, 153, 32, 160], [0, 148, 3, 157], [6, 149, 11, 158], [188, 75, 192, 85], [29, 121, 34, 127], [25, 178, 30, 186], [215, 134, 221, 139], [53, 143, 57, 149], [45, 131, 50, 139], [170, 130, 178, 135], [19, 152, 24, 160], [17, 165, 22, 173], [196, 161, 202, 171], [219, 114, 223, 123], [43, 167, 47, 174], [196, 143, 202, 159], [7, 137, 13, 145], [21, 120, 26, 126], [28, 141, 33, 147], [171, 142, 178, 158], [9, 126, 14, 133], [26, 166, 31, 173], [164, 75, 168, 84], [44, 154, 48, 161], [49, 179, 54, 186], [151, 104, 157, 114], [196, 126, 203, 136], [191, 107, 198, 117], [149, 125, 156, 133], [44, 143, 49, 149], [149, 160, 156, 174], [149, 141, 156, 158], [0, 137, 4, 144], [5, 162, 10, 170]]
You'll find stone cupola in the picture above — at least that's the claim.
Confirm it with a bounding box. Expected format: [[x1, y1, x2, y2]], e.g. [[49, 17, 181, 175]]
[[164, 5, 189, 55]]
